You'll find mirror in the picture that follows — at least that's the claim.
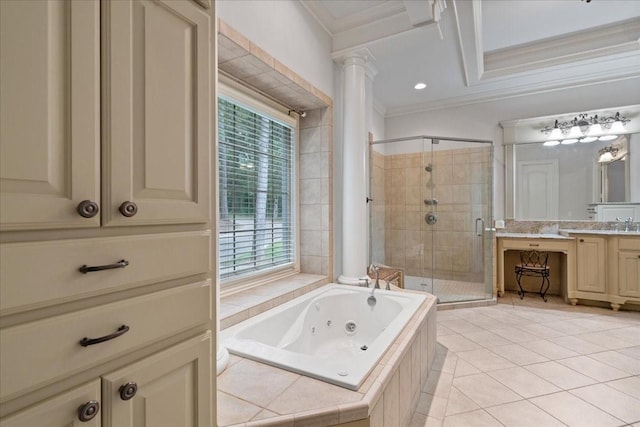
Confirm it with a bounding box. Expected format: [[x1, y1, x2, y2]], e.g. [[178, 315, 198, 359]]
[[509, 133, 639, 221]]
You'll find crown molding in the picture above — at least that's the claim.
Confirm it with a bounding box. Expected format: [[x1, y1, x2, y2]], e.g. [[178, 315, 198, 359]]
[[372, 97, 387, 117], [384, 72, 640, 118]]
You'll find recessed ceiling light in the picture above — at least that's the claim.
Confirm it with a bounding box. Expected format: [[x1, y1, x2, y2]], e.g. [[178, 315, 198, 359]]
[[414, 82, 427, 90]]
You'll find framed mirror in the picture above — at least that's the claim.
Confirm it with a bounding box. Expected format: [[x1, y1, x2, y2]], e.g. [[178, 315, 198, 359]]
[[506, 133, 639, 221]]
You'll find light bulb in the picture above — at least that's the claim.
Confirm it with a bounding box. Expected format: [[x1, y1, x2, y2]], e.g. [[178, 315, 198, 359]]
[[580, 136, 597, 143], [598, 135, 617, 141], [543, 140, 560, 147], [561, 139, 578, 145]]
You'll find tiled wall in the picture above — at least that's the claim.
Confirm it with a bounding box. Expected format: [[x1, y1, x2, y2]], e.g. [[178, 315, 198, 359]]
[[300, 108, 334, 278], [370, 150, 386, 264], [373, 147, 492, 282]]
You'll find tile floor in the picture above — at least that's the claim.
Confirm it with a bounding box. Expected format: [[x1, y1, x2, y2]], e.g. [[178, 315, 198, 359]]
[[410, 292, 640, 427]]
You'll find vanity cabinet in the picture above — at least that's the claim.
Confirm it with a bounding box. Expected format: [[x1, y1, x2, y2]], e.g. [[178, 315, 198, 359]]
[[575, 236, 606, 293], [0, 0, 214, 424], [566, 233, 640, 310]]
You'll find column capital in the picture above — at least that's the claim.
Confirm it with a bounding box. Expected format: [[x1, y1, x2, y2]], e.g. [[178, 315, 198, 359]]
[[332, 48, 377, 80]]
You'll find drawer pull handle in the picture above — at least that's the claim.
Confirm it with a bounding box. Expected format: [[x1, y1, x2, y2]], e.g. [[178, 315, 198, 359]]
[[119, 201, 138, 217], [78, 400, 100, 422], [529, 244, 539, 247], [119, 382, 138, 400], [77, 200, 99, 218], [579, 239, 585, 243], [79, 259, 129, 274], [80, 325, 129, 347]]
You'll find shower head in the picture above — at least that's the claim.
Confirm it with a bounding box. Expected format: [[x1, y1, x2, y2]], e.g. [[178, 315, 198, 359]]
[[425, 164, 433, 172]]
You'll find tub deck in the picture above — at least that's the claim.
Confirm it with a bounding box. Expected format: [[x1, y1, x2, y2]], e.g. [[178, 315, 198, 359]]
[[217, 284, 437, 427]]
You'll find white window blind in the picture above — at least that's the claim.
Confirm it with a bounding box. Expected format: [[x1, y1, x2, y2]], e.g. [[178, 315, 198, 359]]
[[218, 96, 295, 281]]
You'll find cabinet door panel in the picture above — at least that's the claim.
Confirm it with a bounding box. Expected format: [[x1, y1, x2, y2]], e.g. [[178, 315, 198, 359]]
[[0, 0, 100, 230], [103, 0, 210, 227], [618, 251, 640, 298], [576, 237, 606, 293], [102, 333, 211, 427], [0, 380, 101, 427]]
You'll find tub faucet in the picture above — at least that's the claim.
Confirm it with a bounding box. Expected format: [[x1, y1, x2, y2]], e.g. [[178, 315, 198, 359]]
[[371, 265, 380, 289], [625, 217, 633, 232]]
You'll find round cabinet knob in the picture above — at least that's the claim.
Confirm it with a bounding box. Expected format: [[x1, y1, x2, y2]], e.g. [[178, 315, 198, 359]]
[[119, 382, 138, 400], [77, 200, 99, 218], [119, 201, 138, 217], [579, 239, 585, 243], [77, 400, 100, 422]]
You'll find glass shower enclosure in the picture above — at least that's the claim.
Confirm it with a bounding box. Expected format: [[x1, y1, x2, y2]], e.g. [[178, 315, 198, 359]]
[[369, 136, 494, 304]]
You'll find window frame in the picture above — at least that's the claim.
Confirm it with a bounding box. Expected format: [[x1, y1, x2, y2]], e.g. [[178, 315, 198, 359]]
[[217, 78, 300, 292]]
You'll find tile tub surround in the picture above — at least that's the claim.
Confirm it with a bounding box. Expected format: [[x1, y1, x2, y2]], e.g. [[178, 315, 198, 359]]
[[217, 290, 438, 426], [408, 292, 640, 427]]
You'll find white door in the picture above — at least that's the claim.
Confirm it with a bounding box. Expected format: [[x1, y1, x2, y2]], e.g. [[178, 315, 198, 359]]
[[516, 160, 558, 220]]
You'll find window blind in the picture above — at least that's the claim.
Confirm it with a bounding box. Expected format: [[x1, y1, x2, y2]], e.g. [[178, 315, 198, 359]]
[[218, 97, 295, 281]]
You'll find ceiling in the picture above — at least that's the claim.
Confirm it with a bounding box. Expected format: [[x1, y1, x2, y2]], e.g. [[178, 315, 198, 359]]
[[300, 0, 640, 117]]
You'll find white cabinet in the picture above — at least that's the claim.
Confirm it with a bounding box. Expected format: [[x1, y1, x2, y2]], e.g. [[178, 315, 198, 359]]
[[0, 0, 210, 231], [0, 0, 214, 424], [576, 236, 606, 293], [1, 334, 211, 427], [102, 333, 212, 427], [0, 0, 101, 231], [618, 251, 640, 298]]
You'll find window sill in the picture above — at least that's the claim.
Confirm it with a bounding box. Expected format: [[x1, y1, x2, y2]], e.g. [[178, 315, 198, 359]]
[[219, 273, 329, 330]]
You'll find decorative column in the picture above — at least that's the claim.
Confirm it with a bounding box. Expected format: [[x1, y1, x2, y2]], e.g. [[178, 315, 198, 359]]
[[334, 49, 377, 284]]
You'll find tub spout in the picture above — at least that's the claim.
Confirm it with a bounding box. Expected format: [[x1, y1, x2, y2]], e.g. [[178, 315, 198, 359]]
[[367, 287, 377, 306]]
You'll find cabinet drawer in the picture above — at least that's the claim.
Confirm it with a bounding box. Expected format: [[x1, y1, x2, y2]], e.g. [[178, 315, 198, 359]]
[[0, 281, 211, 401], [0, 231, 210, 314], [501, 239, 571, 252], [0, 380, 101, 427], [619, 238, 640, 251]]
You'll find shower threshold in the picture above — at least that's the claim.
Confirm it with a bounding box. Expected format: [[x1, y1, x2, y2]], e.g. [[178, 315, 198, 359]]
[[404, 275, 493, 305]]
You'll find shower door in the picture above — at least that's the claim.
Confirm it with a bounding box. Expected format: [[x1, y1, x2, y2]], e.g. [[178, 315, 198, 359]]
[[369, 136, 494, 303]]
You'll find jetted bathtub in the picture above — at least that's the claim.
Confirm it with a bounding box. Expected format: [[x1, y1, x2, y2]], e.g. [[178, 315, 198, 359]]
[[221, 284, 427, 390]]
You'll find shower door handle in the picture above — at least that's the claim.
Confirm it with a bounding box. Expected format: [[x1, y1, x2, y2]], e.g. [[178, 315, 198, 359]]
[[475, 218, 485, 237]]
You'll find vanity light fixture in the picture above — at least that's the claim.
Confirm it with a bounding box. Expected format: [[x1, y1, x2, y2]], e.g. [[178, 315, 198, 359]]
[[414, 82, 427, 90], [597, 143, 627, 163], [540, 111, 630, 145]]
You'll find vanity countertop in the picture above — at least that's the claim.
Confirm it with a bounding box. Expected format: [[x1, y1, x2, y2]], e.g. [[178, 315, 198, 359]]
[[559, 229, 640, 236], [496, 232, 573, 240]]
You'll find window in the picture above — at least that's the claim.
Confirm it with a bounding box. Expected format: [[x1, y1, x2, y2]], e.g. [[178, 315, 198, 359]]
[[218, 88, 297, 284]]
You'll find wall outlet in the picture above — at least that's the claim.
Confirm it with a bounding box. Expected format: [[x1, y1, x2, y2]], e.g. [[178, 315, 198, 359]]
[[495, 219, 505, 229]]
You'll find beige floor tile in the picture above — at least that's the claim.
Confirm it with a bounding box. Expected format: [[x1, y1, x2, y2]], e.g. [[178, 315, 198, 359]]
[[606, 376, 640, 400], [515, 323, 567, 339], [444, 386, 479, 416], [588, 350, 640, 375], [548, 335, 609, 355], [452, 373, 521, 408], [439, 319, 485, 335], [518, 339, 579, 359], [618, 345, 640, 360], [415, 392, 448, 418], [453, 359, 482, 377], [570, 383, 640, 424], [442, 409, 503, 427], [577, 331, 636, 350], [251, 408, 281, 421], [217, 391, 262, 426], [530, 391, 624, 427], [488, 366, 561, 398], [409, 412, 444, 427], [438, 324, 456, 336], [217, 359, 299, 407], [266, 376, 362, 415], [431, 351, 458, 375], [540, 319, 591, 335], [437, 334, 482, 353], [607, 326, 640, 345], [491, 326, 540, 343], [422, 372, 453, 398], [456, 348, 517, 372], [463, 330, 512, 348], [524, 361, 597, 390], [489, 343, 549, 366], [557, 355, 630, 382], [485, 400, 567, 427]]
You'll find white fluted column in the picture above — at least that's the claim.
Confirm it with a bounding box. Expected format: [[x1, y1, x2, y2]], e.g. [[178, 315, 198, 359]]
[[335, 50, 376, 284]]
